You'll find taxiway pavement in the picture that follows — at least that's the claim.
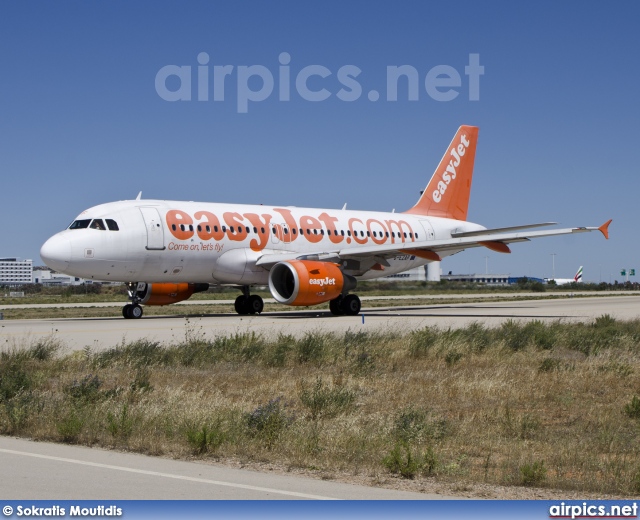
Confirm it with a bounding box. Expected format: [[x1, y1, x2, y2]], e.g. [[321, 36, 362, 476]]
[[1, 295, 638, 352]]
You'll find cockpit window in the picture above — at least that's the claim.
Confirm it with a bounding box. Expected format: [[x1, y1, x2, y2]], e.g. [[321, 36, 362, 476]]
[[105, 219, 119, 231], [90, 219, 106, 230], [69, 219, 91, 229]]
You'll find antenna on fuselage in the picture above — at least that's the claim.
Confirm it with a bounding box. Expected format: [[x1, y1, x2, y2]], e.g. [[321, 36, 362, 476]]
[[135, 191, 142, 201], [342, 203, 347, 210]]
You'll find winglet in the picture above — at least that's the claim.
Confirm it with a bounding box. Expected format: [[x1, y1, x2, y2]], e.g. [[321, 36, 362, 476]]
[[598, 219, 612, 240]]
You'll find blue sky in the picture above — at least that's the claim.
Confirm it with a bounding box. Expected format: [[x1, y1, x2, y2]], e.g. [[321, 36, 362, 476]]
[[1, 1, 638, 282]]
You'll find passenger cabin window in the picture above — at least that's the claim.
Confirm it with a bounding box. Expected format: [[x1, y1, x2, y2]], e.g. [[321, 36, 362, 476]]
[[89, 219, 106, 230], [105, 219, 119, 231], [69, 219, 91, 229]]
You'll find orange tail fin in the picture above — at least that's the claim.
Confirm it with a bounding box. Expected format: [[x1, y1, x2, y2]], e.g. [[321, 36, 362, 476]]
[[404, 125, 479, 220]]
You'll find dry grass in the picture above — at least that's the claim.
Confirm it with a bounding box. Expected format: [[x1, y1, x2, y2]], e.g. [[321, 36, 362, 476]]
[[2, 316, 640, 496]]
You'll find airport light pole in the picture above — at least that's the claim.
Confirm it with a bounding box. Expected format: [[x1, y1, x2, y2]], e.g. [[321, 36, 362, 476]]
[[550, 253, 556, 280]]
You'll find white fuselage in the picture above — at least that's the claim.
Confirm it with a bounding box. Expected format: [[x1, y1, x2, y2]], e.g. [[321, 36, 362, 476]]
[[41, 199, 484, 285]]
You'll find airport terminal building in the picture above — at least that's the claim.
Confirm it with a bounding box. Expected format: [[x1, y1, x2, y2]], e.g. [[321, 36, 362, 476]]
[[0, 258, 33, 285], [441, 273, 546, 285]]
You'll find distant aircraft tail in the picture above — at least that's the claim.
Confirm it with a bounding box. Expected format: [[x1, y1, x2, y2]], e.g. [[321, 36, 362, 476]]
[[404, 125, 479, 221], [574, 266, 583, 282]]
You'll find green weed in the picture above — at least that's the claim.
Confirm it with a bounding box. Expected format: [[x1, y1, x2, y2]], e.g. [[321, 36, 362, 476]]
[[299, 377, 356, 420], [520, 460, 546, 486], [624, 395, 640, 419], [185, 423, 226, 455], [383, 442, 438, 479]]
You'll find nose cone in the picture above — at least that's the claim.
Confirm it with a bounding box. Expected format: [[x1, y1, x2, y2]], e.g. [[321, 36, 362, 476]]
[[40, 234, 71, 273]]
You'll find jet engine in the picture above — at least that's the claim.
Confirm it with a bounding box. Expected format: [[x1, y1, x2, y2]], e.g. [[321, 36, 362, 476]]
[[268, 260, 355, 306], [136, 282, 209, 306]]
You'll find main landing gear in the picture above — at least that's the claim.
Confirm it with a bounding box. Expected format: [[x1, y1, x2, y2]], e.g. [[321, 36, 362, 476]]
[[234, 287, 264, 315], [123, 282, 144, 319], [123, 303, 143, 319], [329, 294, 361, 316]]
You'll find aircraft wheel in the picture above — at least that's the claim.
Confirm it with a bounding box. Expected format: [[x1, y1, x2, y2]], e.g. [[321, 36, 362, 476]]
[[130, 304, 144, 319], [234, 295, 249, 315], [247, 295, 264, 314], [341, 294, 361, 316], [122, 304, 132, 319], [329, 297, 345, 316]]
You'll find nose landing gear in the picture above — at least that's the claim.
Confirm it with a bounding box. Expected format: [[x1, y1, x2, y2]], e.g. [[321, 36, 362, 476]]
[[122, 282, 144, 319]]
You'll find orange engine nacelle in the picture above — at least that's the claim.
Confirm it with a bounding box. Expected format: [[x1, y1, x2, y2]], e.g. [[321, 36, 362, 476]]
[[268, 260, 354, 306], [137, 283, 209, 306]]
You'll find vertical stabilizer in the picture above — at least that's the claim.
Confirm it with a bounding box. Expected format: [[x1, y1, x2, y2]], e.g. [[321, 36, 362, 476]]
[[574, 266, 583, 283], [404, 125, 479, 220]]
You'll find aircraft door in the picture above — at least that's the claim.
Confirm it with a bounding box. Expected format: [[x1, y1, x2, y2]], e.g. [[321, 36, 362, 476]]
[[419, 220, 436, 241], [138, 207, 166, 250], [270, 223, 291, 248]]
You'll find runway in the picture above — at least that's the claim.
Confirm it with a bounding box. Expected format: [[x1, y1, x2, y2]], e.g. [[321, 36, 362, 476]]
[[1, 295, 639, 352]]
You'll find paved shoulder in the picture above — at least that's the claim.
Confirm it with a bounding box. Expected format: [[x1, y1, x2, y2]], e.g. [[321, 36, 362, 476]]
[[0, 436, 448, 500]]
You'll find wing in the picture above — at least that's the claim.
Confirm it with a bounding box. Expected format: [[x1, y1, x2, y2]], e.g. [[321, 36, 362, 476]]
[[255, 220, 612, 271]]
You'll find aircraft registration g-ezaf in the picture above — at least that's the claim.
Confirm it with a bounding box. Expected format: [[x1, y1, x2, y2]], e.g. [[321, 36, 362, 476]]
[[41, 126, 612, 319]]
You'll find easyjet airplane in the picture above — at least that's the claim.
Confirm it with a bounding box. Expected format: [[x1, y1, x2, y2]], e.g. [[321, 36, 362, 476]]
[[40, 126, 611, 319]]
